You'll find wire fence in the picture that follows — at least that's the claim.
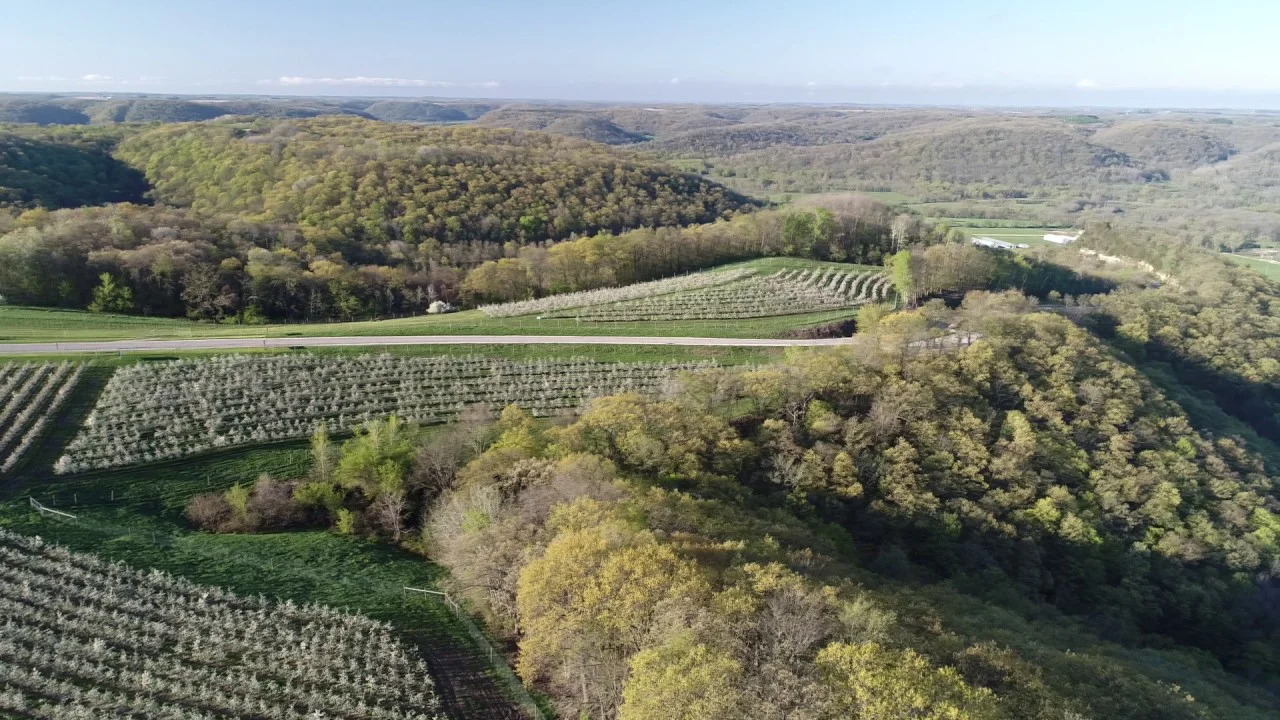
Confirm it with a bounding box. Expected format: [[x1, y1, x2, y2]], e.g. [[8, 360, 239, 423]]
[[405, 587, 549, 720], [29, 496, 76, 520]]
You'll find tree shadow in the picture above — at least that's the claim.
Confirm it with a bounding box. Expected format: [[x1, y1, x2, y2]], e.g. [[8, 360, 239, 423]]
[[799, 488, 1280, 689], [0, 134, 149, 210], [1083, 312, 1280, 464]]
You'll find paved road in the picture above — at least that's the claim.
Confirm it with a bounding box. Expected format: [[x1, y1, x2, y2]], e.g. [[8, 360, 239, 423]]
[[0, 334, 853, 355]]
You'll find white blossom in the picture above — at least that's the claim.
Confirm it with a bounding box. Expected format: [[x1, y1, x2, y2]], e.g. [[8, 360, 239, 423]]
[[0, 529, 447, 719], [59, 354, 716, 473], [0, 362, 84, 475], [541, 268, 893, 322], [479, 267, 757, 317]]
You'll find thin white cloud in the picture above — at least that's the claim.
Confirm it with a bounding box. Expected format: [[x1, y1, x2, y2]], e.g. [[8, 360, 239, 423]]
[[81, 73, 113, 82], [261, 76, 500, 90], [1077, 78, 1097, 89], [669, 77, 680, 85], [274, 76, 454, 88], [16, 75, 68, 82]]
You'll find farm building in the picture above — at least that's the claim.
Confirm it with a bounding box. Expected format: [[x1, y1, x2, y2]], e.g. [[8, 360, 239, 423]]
[[1044, 232, 1080, 244], [972, 237, 1016, 250]]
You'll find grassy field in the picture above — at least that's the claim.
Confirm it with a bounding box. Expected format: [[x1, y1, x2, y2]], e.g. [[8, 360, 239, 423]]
[[942, 223, 1069, 249], [0, 305, 861, 342], [0, 258, 880, 344], [0, 432, 540, 718], [1224, 252, 1280, 280]]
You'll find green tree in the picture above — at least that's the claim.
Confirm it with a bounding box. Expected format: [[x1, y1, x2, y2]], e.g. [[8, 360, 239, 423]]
[[619, 634, 743, 720], [817, 642, 1000, 720], [888, 250, 915, 307], [310, 421, 334, 484], [87, 272, 133, 313], [335, 416, 415, 498], [782, 211, 817, 257]]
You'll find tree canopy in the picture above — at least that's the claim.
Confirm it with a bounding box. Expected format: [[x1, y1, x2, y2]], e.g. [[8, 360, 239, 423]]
[[114, 117, 756, 248]]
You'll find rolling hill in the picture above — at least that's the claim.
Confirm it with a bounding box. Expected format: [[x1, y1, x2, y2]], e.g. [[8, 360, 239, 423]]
[[364, 100, 494, 123], [113, 116, 755, 244], [1092, 121, 1236, 168], [717, 118, 1139, 189], [472, 106, 648, 144]]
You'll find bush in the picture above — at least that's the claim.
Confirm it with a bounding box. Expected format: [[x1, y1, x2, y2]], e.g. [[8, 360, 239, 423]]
[[185, 493, 232, 531], [185, 475, 305, 533]]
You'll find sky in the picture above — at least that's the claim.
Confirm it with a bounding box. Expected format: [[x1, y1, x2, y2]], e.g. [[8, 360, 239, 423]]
[[6, 0, 1280, 109]]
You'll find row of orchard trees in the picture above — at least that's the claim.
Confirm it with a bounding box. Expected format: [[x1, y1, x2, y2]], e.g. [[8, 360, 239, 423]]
[[559, 269, 893, 322], [60, 354, 710, 473], [0, 529, 445, 719], [0, 361, 83, 475]]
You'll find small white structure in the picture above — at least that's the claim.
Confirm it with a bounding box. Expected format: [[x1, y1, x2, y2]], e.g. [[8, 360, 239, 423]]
[[972, 236, 1015, 250], [1044, 232, 1080, 245]]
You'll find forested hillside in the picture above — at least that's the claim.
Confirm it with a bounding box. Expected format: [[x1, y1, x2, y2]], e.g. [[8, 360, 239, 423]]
[[363, 100, 482, 123], [0, 95, 497, 126], [9, 96, 1280, 232], [5, 93, 1280, 719], [473, 106, 648, 143], [715, 118, 1140, 190], [1092, 122, 1236, 168], [114, 117, 752, 245], [176, 302, 1280, 718], [0, 127, 148, 210]]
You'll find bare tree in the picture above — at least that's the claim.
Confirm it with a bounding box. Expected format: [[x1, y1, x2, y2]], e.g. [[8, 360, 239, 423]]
[[370, 490, 407, 542], [413, 427, 471, 498], [891, 213, 917, 253]]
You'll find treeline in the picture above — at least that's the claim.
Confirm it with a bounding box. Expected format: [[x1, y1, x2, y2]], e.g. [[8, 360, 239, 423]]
[[0, 203, 486, 320], [0, 199, 939, 320], [196, 306, 1280, 717], [114, 117, 755, 247], [896, 241, 1115, 307], [462, 195, 946, 303]]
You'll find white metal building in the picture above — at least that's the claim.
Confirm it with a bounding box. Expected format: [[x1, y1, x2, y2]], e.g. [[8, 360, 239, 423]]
[[972, 237, 1016, 250]]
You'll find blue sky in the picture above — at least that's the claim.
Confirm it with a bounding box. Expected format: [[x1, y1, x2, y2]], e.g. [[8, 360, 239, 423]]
[[5, 0, 1280, 108]]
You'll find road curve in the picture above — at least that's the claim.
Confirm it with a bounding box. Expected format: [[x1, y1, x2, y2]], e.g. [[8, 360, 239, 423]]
[[0, 335, 853, 355]]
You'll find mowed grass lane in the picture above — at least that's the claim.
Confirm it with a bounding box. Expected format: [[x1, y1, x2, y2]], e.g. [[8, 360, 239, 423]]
[[0, 305, 862, 342]]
